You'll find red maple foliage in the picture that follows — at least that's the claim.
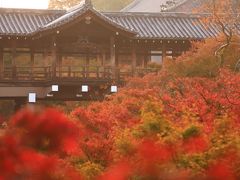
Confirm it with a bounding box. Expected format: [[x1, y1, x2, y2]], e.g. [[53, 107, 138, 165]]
[[0, 67, 239, 179], [182, 136, 209, 154], [10, 108, 80, 154], [0, 108, 83, 180]]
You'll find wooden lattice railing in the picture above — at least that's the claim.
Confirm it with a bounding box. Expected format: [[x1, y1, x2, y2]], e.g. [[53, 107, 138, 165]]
[[0, 66, 160, 82]]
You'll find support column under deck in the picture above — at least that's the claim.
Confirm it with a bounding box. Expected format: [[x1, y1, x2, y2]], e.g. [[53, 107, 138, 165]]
[[14, 98, 26, 112]]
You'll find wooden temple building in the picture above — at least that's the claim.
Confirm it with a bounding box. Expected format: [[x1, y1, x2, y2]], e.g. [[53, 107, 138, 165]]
[[0, 0, 219, 105]]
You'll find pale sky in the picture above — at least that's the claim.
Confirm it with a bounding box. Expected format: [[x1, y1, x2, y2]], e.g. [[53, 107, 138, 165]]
[[0, 0, 49, 9]]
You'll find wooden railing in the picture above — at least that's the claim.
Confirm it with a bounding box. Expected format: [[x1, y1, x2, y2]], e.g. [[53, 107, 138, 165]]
[[56, 66, 114, 79], [2, 66, 52, 81], [0, 66, 160, 82]]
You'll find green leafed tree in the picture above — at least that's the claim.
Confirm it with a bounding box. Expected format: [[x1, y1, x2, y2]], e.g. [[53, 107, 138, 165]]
[[48, 0, 133, 11]]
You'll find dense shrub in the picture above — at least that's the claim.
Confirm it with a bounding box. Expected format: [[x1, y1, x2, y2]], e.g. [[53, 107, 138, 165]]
[[165, 37, 240, 77], [0, 69, 239, 179], [71, 69, 240, 179], [0, 108, 82, 179]]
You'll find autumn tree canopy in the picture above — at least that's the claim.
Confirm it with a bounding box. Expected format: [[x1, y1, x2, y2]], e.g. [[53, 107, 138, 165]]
[[48, 0, 80, 9], [48, 0, 133, 11], [199, 0, 240, 67]]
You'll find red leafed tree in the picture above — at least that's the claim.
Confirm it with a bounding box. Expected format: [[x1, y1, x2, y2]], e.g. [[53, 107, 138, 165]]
[[200, 0, 240, 68], [0, 108, 82, 179]]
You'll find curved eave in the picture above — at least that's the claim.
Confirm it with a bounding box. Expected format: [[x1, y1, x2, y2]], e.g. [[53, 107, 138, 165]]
[[31, 7, 137, 38]]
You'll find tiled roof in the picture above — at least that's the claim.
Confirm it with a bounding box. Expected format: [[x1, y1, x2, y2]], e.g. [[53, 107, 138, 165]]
[[0, 1, 220, 40], [39, 1, 136, 35], [0, 8, 63, 35], [106, 12, 219, 40]]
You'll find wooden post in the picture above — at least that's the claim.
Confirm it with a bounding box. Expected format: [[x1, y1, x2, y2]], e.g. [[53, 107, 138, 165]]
[[86, 51, 90, 78], [97, 54, 101, 65], [131, 46, 137, 76], [110, 36, 117, 79], [0, 48, 3, 79], [30, 48, 34, 80], [101, 49, 106, 66], [43, 48, 49, 79], [101, 49, 106, 78], [141, 55, 145, 68], [58, 53, 63, 77], [86, 51, 90, 66], [110, 36, 116, 67], [43, 48, 48, 66], [51, 37, 57, 78], [143, 51, 149, 68], [11, 41, 17, 79], [162, 43, 166, 63]]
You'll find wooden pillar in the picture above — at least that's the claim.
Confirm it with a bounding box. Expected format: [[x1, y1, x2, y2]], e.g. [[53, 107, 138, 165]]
[[0, 48, 3, 79], [143, 50, 149, 68], [30, 48, 34, 79], [86, 52, 90, 65], [97, 54, 101, 66], [101, 49, 106, 66], [116, 50, 119, 67], [51, 37, 57, 78], [162, 43, 166, 63], [43, 48, 48, 66], [43, 47, 49, 79], [110, 36, 117, 79], [11, 42, 16, 66], [131, 46, 137, 76], [131, 46, 137, 68], [110, 36, 116, 67], [86, 51, 90, 78], [58, 53, 63, 77], [141, 55, 145, 68], [11, 41, 17, 79]]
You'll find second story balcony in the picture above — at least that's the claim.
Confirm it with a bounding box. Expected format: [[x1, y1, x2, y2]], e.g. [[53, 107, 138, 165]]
[[0, 65, 160, 84]]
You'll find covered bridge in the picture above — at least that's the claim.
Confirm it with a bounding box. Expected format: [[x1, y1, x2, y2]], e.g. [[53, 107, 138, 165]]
[[0, 0, 218, 104]]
